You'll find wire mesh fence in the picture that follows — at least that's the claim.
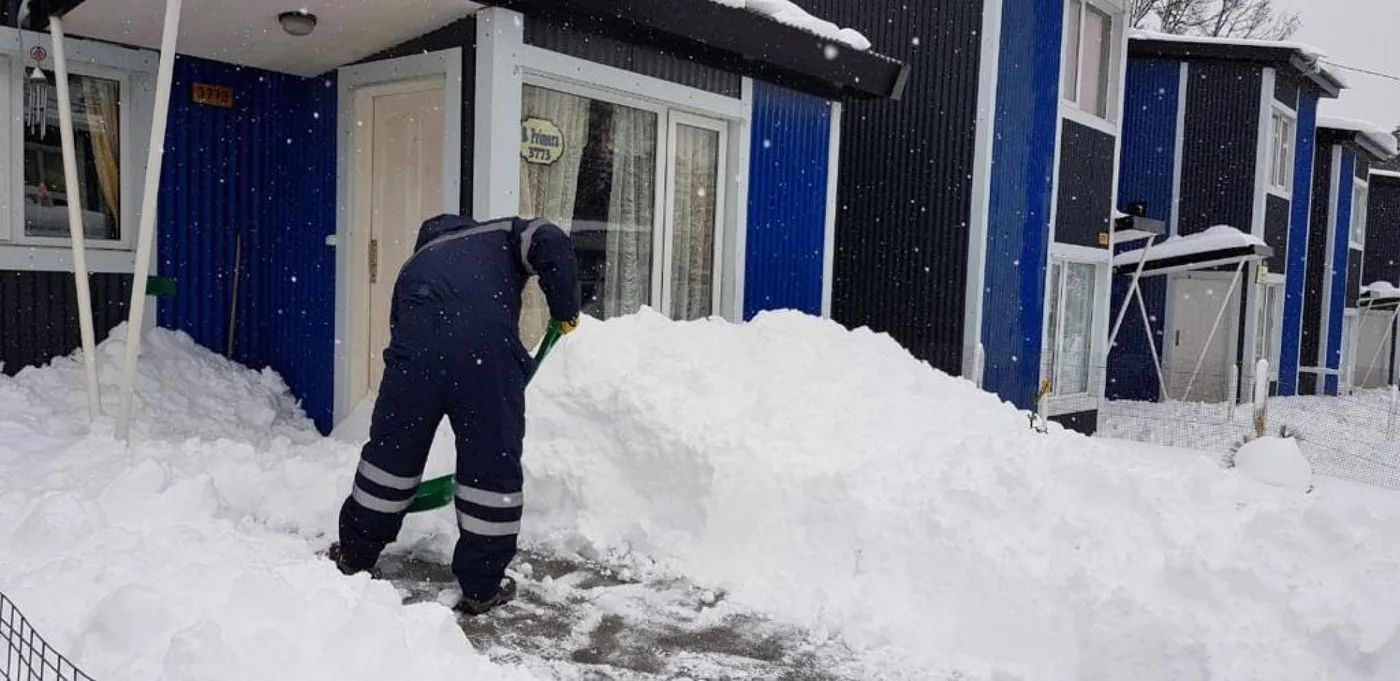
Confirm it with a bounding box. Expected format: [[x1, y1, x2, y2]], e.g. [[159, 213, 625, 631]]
[[1, 591, 95, 681], [1093, 362, 1400, 492]]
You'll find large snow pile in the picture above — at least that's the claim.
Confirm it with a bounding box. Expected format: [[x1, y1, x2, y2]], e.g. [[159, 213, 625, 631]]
[[522, 309, 1400, 679], [0, 324, 538, 681], [4, 313, 1400, 680]]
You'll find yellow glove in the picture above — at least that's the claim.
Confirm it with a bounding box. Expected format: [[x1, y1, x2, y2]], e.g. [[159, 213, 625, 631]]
[[559, 317, 580, 335]]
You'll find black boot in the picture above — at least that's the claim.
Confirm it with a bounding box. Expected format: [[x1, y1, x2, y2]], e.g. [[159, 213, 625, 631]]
[[454, 576, 517, 616], [326, 542, 378, 578]]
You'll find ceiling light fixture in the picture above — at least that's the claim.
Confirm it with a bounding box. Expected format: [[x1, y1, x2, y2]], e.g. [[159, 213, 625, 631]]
[[278, 10, 317, 37]]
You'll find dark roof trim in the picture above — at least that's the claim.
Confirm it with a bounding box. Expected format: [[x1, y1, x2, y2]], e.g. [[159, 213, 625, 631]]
[[1113, 244, 1274, 277], [1128, 37, 1344, 99], [482, 0, 908, 100], [12, 0, 83, 29], [1318, 127, 1396, 163]]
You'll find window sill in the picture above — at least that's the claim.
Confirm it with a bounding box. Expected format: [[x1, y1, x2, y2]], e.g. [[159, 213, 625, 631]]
[[1060, 105, 1119, 137], [1266, 186, 1292, 200], [0, 244, 136, 273]]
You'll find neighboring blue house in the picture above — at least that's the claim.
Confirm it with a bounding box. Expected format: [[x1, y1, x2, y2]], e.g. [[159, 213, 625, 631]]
[[1, 0, 905, 433], [1298, 118, 1397, 395], [1109, 31, 1348, 404], [806, 0, 1143, 435], [1355, 170, 1400, 388]]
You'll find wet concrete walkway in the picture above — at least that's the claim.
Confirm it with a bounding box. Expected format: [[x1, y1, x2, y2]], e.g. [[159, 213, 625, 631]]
[[375, 550, 868, 680]]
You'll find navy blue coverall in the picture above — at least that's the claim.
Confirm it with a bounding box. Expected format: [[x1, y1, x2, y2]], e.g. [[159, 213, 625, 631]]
[[335, 213, 580, 606]]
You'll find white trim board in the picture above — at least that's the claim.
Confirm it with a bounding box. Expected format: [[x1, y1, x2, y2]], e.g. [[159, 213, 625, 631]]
[[728, 77, 753, 322], [1319, 144, 1343, 376], [332, 47, 463, 426], [821, 99, 841, 319], [962, 0, 1004, 380], [1169, 62, 1188, 237]]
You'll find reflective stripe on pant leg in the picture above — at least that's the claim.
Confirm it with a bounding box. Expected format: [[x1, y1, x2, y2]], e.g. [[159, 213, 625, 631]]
[[455, 484, 523, 537], [456, 512, 521, 537]]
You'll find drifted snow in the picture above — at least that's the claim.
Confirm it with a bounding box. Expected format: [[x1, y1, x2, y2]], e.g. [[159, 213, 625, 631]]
[[704, 0, 871, 50], [1112, 224, 1267, 268], [2, 313, 1400, 679], [1235, 436, 1313, 492]]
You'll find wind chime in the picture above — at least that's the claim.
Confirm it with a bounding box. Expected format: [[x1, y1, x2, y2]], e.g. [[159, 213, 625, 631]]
[[24, 42, 50, 138]]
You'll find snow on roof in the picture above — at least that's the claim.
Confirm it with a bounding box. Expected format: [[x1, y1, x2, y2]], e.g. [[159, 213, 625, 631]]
[[1362, 281, 1400, 299], [706, 0, 871, 50], [1319, 115, 1399, 159], [1113, 225, 1268, 269], [1127, 28, 1348, 88]]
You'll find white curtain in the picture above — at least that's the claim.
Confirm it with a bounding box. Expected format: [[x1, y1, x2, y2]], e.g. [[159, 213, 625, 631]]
[[669, 124, 719, 319], [518, 85, 590, 348], [602, 105, 656, 318]]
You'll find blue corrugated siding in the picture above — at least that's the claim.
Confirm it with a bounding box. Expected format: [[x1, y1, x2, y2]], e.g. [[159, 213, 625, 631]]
[[982, 0, 1062, 410], [744, 81, 831, 319], [1325, 150, 1355, 395], [157, 56, 337, 432], [1278, 91, 1318, 396], [1108, 58, 1180, 402]]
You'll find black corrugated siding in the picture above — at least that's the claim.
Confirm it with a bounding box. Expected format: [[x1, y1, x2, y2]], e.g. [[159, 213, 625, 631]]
[[1365, 176, 1400, 284], [0, 271, 131, 375], [1180, 61, 1262, 236], [1265, 194, 1290, 272], [1348, 247, 1363, 308], [1056, 119, 1116, 249], [1274, 72, 1299, 108], [523, 13, 741, 97], [1358, 156, 1371, 179], [358, 17, 477, 212], [813, 0, 983, 374], [1302, 144, 1335, 373]]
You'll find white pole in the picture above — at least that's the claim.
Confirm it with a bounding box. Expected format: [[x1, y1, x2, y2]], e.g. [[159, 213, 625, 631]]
[[1183, 260, 1246, 402], [1253, 358, 1270, 437], [1227, 364, 1239, 420], [1133, 282, 1169, 401], [115, 0, 182, 441], [49, 16, 100, 424], [1388, 383, 1398, 438], [1107, 240, 1154, 351], [973, 342, 985, 389]]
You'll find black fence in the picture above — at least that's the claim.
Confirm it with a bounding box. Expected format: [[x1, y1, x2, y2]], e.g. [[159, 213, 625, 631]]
[[2, 591, 95, 681]]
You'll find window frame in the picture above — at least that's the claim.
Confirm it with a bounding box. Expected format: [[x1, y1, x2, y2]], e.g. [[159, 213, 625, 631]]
[[1351, 178, 1368, 250], [1060, 0, 1124, 133], [1267, 104, 1296, 198], [518, 72, 739, 323], [1042, 246, 1109, 411], [10, 59, 133, 251]]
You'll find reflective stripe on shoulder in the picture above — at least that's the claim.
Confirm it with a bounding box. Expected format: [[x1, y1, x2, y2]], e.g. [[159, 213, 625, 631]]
[[520, 218, 550, 276], [400, 219, 514, 272]]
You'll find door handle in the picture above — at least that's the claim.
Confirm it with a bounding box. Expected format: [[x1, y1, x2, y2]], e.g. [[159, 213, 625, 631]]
[[369, 239, 379, 284], [1175, 330, 1180, 346]]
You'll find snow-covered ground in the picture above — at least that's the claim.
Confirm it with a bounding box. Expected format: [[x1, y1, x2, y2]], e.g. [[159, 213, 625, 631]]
[[5, 311, 1400, 680]]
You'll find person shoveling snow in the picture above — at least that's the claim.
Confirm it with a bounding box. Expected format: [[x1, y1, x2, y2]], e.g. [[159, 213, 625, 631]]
[[328, 213, 581, 616]]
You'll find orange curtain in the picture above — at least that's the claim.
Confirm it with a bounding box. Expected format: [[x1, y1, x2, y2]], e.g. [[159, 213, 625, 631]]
[[81, 77, 120, 225]]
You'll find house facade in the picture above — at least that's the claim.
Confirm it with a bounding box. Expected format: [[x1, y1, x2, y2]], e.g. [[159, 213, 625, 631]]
[[0, 0, 905, 433], [807, 0, 1136, 435], [1298, 119, 1396, 395], [1353, 169, 1400, 389], [1108, 32, 1346, 405]]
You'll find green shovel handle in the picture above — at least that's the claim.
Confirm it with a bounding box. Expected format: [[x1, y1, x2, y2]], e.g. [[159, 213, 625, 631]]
[[406, 319, 567, 514]]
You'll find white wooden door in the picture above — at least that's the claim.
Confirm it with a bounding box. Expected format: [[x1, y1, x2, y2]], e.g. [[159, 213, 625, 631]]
[[1166, 277, 1238, 402], [359, 79, 445, 394], [1355, 309, 1397, 389]]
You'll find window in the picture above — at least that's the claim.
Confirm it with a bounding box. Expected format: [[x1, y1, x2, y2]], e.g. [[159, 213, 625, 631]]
[[1044, 259, 1100, 396], [1063, 0, 1115, 120], [21, 69, 123, 243], [1351, 182, 1368, 248], [1268, 108, 1295, 194], [1254, 283, 1283, 378], [516, 82, 728, 345]]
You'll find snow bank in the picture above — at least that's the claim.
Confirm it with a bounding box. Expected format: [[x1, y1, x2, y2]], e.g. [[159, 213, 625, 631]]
[[1320, 115, 1399, 159], [1362, 281, 1400, 300], [704, 0, 871, 50], [1112, 224, 1267, 268], [522, 308, 1400, 679], [1234, 436, 1313, 492], [0, 325, 537, 681]]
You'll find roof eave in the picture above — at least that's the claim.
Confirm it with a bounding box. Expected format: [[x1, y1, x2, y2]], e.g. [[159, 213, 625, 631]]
[[1129, 38, 1343, 98], [482, 0, 907, 100]]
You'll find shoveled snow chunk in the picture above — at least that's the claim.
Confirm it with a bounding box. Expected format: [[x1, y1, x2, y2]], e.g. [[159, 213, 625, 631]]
[[1235, 436, 1313, 492]]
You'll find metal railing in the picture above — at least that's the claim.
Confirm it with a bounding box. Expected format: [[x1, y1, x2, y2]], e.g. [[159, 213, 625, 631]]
[[1, 591, 95, 681]]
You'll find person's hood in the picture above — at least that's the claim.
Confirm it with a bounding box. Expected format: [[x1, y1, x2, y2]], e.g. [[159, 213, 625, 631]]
[[412, 213, 480, 252]]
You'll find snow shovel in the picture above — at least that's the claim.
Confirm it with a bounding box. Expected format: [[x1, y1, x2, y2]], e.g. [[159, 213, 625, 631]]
[[406, 319, 567, 514]]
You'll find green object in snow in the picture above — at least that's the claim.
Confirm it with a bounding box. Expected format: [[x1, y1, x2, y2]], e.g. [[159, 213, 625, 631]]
[[405, 320, 567, 514], [146, 275, 177, 297]]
